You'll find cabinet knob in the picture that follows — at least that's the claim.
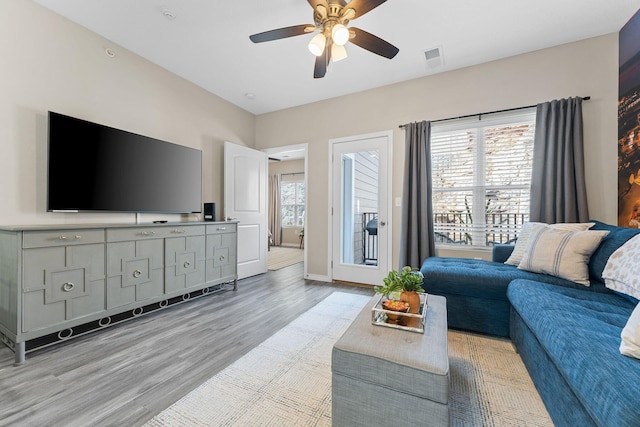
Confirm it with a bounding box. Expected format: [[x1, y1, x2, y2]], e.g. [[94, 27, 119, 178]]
[[183, 260, 191, 268], [219, 255, 225, 261], [140, 231, 156, 236], [62, 282, 75, 292], [217, 227, 227, 231], [173, 229, 187, 234], [133, 269, 142, 278]]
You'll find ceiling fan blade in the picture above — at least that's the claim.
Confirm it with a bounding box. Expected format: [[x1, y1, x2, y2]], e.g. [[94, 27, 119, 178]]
[[343, 0, 387, 20], [314, 54, 326, 79], [349, 27, 399, 59], [314, 44, 331, 79], [249, 24, 314, 43]]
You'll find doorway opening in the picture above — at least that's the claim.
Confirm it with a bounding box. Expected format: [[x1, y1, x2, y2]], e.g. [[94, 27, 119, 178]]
[[262, 144, 308, 276]]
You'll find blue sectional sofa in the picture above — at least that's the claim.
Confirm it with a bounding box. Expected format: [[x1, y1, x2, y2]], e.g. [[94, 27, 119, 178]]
[[420, 220, 640, 427]]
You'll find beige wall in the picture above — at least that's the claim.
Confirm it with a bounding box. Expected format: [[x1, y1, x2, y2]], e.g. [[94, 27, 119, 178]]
[[255, 34, 619, 277], [2, 1, 622, 279], [268, 159, 305, 176], [0, 0, 255, 226]]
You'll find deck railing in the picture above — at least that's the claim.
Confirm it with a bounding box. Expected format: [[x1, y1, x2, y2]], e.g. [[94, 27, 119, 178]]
[[433, 212, 526, 246], [362, 212, 378, 263]]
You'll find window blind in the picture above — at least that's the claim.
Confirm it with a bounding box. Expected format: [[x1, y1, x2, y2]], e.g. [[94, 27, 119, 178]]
[[431, 109, 536, 246]]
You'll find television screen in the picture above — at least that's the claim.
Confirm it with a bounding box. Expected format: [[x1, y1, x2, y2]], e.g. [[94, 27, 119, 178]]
[[47, 111, 202, 213]]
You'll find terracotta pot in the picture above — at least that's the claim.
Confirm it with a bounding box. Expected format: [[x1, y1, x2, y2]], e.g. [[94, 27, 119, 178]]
[[400, 291, 421, 328]]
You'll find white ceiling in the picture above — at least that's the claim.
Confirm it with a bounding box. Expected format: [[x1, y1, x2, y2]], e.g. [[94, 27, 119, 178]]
[[33, 0, 640, 115]]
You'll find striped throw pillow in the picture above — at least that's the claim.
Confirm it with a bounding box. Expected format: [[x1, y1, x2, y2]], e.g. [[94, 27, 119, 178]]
[[505, 221, 595, 266], [517, 223, 609, 286]]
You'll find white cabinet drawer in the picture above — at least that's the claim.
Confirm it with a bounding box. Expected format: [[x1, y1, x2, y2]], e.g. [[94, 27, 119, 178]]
[[107, 227, 168, 242], [165, 225, 206, 237], [23, 229, 105, 248], [107, 225, 205, 242], [206, 223, 237, 235]]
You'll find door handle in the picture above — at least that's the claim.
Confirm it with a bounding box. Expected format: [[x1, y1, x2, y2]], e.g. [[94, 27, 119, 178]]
[[379, 221, 387, 226]]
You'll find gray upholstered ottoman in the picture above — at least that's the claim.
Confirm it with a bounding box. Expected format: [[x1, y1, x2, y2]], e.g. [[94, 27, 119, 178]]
[[332, 294, 449, 427]]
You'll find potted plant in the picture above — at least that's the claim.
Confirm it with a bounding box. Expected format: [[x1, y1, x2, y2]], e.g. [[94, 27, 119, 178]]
[[375, 267, 424, 326], [375, 271, 406, 322], [374, 271, 402, 299], [398, 267, 425, 327]]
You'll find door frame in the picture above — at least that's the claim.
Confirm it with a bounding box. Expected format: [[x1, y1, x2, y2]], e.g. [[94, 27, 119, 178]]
[[328, 130, 393, 284], [262, 143, 309, 279]]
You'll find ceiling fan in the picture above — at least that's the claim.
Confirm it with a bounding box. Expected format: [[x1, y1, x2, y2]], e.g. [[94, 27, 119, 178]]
[[249, 0, 399, 79]]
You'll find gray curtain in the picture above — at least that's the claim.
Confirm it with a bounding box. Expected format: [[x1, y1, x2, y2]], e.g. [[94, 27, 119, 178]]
[[530, 97, 589, 223], [268, 174, 281, 246], [399, 121, 436, 269]]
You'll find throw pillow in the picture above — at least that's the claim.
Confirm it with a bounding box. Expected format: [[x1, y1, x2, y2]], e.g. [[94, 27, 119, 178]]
[[621, 303, 640, 360], [505, 221, 596, 266], [602, 233, 640, 300], [517, 223, 609, 286]]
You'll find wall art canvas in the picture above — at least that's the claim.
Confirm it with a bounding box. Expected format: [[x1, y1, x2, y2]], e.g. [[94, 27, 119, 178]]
[[619, 8, 640, 227]]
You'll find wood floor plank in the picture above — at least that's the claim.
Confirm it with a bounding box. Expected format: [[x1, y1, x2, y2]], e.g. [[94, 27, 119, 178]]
[[0, 264, 373, 426]]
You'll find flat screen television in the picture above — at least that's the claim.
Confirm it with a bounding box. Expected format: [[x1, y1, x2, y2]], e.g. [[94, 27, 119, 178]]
[[47, 111, 202, 213]]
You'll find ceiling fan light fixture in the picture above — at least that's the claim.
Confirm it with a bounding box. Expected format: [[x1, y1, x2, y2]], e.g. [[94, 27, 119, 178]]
[[331, 43, 347, 62], [248, 0, 397, 78], [308, 33, 326, 56], [332, 24, 349, 46]]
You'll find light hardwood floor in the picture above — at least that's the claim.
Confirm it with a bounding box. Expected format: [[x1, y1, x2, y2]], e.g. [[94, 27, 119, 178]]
[[0, 264, 374, 427]]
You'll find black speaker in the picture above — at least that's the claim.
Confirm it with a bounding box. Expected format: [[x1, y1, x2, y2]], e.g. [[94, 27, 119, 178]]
[[204, 202, 216, 222]]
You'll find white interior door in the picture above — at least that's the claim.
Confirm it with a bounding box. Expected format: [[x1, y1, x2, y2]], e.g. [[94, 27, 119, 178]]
[[224, 141, 267, 279], [330, 132, 391, 285]]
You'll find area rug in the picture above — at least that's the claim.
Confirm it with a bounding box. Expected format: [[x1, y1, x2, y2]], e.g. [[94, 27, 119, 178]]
[[144, 292, 553, 427], [267, 246, 304, 270]]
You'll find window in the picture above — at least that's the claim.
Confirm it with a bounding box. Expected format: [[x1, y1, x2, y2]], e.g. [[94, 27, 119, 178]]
[[430, 110, 536, 247], [281, 180, 305, 227]]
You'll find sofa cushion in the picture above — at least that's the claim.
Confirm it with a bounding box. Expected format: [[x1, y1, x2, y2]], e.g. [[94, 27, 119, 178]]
[[588, 220, 640, 283], [508, 280, 640, 427], [517, 224, 608, 286], [492, 244, 515, 263], [420, 257, 612, 302]]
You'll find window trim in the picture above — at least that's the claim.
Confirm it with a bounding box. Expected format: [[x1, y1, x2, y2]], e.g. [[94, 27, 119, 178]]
[[430, 108, 536, 248]]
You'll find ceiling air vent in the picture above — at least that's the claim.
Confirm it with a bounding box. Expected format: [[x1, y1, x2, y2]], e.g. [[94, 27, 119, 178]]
[[424, 47, 444, 69]]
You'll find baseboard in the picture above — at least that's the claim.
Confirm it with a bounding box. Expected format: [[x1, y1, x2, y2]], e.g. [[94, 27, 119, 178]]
[[305, 273, 331, 282]]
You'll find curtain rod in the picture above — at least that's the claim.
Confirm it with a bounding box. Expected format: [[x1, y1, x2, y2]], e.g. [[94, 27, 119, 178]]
[[398, 96, 591, 129]]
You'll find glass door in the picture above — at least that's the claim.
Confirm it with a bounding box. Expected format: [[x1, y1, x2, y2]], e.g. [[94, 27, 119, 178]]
[[331, 133, 390, 285]]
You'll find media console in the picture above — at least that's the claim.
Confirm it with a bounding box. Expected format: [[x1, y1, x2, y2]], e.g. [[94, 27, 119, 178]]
[[0, 221, 238, 365]]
